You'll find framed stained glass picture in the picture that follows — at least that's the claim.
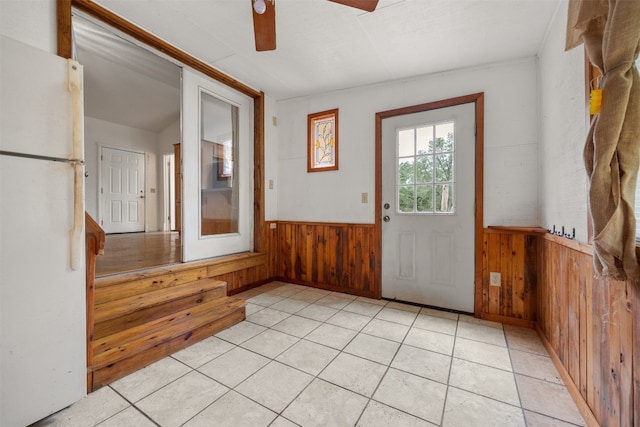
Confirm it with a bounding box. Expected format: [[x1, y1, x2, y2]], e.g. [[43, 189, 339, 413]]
[[308, 108, 339, 172]]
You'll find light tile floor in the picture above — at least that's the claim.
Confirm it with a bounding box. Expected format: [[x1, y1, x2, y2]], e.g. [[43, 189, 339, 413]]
[[34, 281, 586, 427]]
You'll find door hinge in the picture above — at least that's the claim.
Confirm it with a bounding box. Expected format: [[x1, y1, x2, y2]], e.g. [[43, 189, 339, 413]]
[[101, 154, 103, 161], [101, 187, 103, 194], [100, 220, 103, 225]]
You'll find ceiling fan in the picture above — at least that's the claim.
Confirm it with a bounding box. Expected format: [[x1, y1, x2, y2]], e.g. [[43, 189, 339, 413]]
[[251, 0, 379, 51]]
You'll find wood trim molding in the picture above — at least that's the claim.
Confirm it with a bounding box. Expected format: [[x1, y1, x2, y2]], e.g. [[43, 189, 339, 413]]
[[374, 92, 485, 315], [67, 0, 260, 98]]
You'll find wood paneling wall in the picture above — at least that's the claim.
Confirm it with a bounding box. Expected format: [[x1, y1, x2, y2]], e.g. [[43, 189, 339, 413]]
[[537, 234, 638, 427], [481, 228, 541, 326], [482, 226, 639, 427], [273, 221, 378, 298]]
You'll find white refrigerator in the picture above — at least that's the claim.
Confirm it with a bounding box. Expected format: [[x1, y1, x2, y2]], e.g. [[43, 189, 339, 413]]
[[0, 36, 87, 426]]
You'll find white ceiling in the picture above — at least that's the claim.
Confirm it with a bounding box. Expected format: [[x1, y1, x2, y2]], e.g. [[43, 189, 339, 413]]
[[77, 0, 561, 132]]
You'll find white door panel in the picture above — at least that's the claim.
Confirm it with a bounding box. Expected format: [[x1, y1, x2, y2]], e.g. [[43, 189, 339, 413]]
[[101, 146, 145, 233], [382, 103, 475, 312]]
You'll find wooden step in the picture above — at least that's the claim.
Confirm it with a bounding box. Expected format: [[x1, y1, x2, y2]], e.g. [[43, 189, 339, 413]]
[[90, 298, 245, 390], [93, 278, 226, 339], [93, 296, 242, 367], [95, 267, 210, 305]]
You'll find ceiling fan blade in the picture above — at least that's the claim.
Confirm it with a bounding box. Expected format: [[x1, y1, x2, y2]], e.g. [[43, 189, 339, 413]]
[[328, 0, 379, 12], [252, 0, 276, 51]]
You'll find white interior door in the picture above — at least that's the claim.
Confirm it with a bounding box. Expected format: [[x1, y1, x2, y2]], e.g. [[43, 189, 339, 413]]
[[381, 102, 475, 312], [100, 146, 145, 233]]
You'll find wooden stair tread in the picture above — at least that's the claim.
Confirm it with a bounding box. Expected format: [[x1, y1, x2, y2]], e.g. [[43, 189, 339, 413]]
[[94, 278, 226, 323], [92, 296, 244, 369]]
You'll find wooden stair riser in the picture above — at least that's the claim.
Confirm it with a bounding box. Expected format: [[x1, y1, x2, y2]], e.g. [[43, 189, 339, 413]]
[[92, 298, 244, 369], [90, 306, 245, 390], [93, 285, 227, 340], [95, 267, 209, 305]]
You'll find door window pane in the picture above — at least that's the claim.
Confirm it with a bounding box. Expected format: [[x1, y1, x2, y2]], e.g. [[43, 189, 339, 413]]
[[200, 91, 239, 236], [396, 120, 455, 214]]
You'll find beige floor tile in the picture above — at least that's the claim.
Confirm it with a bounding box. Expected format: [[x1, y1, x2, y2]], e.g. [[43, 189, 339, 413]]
[[110, 356, 191, 402], [315, 294, 353, 310], [214, 320, 266, 345], [269, 297, 311, 314], [449, 358, 519, 405], [276, 339, 340, 375], [524, 410, 585, 427], [373, 368, 447, 424], [453, 337, 512, 370], [356, 296, 388, 306], [344, 333, 400, 365], [442, 387, 526, 427], [362, 318, 410, 342], [269, 417, 299, 427], [172, 336, 235, 368], [375, 307, 418, 326], [136, 371, 228, 427], [419, 307, 459, 320], [510, 349, 563, 384], [246, 307, 292, 327], [404, 327, 455, 355], [236, 361, 314, 413], [183, 391, 277, 427], [385, 301, 421, 313], [246, 293, 285, 307], [272, 314, 322, 338], [391, 344, 451, 384], [516, 374, 585, 425], [458, 314, 503, 329], [96, 407, 156, 427], [326, 310, 372, 331], [343, 300, 384, 317], [198, 346, 269, 388], [245, 302, 265, 316], [267, 286, 305, 298], [456, 320, 506, 346], [413, 314, 458, 335], [504, 325, 548, 355], [289, 290, 329, 303], [240, 329, 299, 358], [282, 379, 369, 427], [319, 353, 387, 397], [296, 303, 339, 321], [33, 386, 130, 427], [357, 400, 438, 427], [305, 323, 358, 350], [330, 291, 358, 300]]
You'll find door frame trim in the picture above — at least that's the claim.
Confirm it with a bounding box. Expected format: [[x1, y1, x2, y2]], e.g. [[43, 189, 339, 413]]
[[375, 93, 484, 316]]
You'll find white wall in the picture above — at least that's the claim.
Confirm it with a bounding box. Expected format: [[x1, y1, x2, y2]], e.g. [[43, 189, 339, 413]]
[[85, 117, 162, 231], [264, 95, 279, 221], [538, 4, 589, 242], [275, 59, 539, 226], [0, 0, 56, 54], [158, 118, 180, 229]]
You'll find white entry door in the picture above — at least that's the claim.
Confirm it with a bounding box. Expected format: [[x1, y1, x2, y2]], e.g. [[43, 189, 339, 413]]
[[381, 102, 475, 312], [100, 146, 145, 233]]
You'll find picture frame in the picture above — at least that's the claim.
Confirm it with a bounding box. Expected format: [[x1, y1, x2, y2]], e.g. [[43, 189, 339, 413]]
[[308, 108, 339, 172]]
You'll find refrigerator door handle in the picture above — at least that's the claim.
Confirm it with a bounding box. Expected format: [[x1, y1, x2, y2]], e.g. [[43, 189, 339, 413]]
[[68, 59, 84, 271]]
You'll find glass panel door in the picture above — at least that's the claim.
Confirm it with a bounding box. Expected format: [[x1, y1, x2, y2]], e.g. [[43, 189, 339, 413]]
[[181, 68, 253, 262], [200, 92, 239, 236]]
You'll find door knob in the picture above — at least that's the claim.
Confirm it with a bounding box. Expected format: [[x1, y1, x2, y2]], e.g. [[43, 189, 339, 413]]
[[140, 195, 145, 199], [383, 215, 390, 222]]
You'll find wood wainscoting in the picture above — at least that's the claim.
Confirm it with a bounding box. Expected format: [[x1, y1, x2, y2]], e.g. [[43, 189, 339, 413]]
[[482, 226, 639, 427], [271, 221, 378, 298]]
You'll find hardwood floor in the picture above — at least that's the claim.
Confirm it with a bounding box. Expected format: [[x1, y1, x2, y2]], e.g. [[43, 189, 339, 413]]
[[96, 232, 182, 277]]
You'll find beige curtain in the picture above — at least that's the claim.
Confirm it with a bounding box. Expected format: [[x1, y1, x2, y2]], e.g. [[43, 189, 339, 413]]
[[566, 0, 640, 281]]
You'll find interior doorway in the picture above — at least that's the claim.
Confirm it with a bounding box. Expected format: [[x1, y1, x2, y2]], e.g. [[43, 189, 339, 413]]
[[163, 153, 176, 231]]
